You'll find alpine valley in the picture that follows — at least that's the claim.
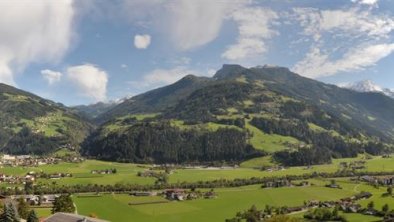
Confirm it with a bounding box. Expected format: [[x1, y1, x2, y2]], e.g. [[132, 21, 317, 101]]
[[3, 65, 394, 166]]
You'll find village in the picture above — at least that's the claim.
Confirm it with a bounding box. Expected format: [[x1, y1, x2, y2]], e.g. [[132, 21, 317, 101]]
[[0, 154, 84, 167]]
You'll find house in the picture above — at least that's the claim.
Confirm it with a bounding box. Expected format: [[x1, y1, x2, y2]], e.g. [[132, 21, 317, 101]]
[[44, 212, 109, 222], [360, 175, 377, 184], [165, 189, 185, 201], [262, 179, 291, 188], [353, 192, 372, 200], [204, 191, 217, 199], [380, 176, 394, 186], [41, 194, 59, 204], [12, 195, 40, 205]]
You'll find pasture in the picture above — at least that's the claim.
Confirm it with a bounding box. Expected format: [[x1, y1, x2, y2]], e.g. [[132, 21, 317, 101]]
[[1, 155, 393, 186], [73, 179, 383, 222]]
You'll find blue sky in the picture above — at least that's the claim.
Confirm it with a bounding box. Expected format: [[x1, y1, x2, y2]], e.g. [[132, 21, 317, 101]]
[[1, 0, 394, 105]]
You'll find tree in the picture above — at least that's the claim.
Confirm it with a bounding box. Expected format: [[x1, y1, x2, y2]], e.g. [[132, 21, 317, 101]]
[[0, 202, 20, 222], [24, 181, 34, 194], [382, 204, 389, 213], [367, 201, 374, 210], [17, 197, 29, 219], [51, 194, 75, 214], [387, 186, 393, 195], [27, 210, 39, 222]]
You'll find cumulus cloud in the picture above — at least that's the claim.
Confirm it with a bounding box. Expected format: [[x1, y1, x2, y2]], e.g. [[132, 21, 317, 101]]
[[122, 0, 247, 51], [222, 7, 278, 60], [351, 0, 379, 5], [41, 69, 62, 85], [134, 34, 151, 49], [0, 0, 75, 85], [292, 7, 394, 78], [293, 44, 394, 78], [67, 64, 108, 102]]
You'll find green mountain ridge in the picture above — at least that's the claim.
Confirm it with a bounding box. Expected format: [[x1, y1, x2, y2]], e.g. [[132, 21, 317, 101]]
[[0, 83, 93, 155], [81, 64, 394, 165]]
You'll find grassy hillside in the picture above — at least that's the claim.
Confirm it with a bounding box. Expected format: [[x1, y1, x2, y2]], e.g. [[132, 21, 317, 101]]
[[0, 83, 92, 154]]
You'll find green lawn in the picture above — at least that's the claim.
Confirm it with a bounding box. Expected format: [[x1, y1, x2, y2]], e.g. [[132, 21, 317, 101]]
[[74, 184, 356, 222], [1, 160, 154, 185], [246, 122, 298, 153]]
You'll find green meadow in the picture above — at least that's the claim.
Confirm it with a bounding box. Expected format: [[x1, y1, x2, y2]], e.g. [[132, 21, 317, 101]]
[[1, 155, 393, 186], [73, 178, 390, 222], [73, 184, 352, 222]]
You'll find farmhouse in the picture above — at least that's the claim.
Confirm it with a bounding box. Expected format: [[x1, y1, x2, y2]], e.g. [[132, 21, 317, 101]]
[[380, 176, 394, 185], [262, 179, 291, 188], [91, 169, 117, 174], [12, 194, 59, 205], [165, 189, 186, 201]]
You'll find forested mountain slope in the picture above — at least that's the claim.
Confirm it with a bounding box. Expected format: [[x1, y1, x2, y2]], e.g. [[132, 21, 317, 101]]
[[0, 83, 93, 154], [82, 65, 394, 165]]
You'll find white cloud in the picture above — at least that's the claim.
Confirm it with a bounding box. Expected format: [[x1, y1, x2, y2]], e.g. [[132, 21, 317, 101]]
[[121, 64, 128, 68], [293, 44, 394, 78], [222, 7, 278, 60], [130, 66, 211, 89], [134, 34, 151, 49], [66, 64, 108, 102], [292, 7, 394, 78], [122, 0, 247, 51], [351, 0, 379, 5], [41, 69, 62, 85], [0, 0, 75, 85]]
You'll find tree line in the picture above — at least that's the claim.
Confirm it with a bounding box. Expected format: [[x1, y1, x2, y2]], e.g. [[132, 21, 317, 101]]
[[82, 121, 262, 163]]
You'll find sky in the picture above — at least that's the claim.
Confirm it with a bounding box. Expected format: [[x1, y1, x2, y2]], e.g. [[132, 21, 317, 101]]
[[0, 0, 394, 105]]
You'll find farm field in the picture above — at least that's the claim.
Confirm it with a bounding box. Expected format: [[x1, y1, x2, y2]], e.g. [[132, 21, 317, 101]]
[[1, 155, 394, 186], [73, 179, 385, 222], [0, 160, 155, 186]]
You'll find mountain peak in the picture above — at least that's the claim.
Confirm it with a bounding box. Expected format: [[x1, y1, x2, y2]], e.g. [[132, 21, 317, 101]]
[[341, 80, 394, 98], [213, 64, 248, 79], [344, 80, 383, 92]]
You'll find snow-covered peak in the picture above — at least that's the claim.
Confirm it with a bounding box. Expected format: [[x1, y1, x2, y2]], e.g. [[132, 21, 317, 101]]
[[341, 80, 394, 98]]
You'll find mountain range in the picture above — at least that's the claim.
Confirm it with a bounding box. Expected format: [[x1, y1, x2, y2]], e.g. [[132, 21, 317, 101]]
[[1, 65, 394, 165], [341, 80, 394, 99]]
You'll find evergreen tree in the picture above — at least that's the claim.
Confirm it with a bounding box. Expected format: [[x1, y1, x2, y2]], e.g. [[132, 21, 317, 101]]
[[0, 202, 20, 222], [17, 197, 29, 219], [367, 201, 374, 210], [26, 210, 39, 222], [387, 186, 393, 195], [51, 194, 75, 214], [382, 204, 389, 214]]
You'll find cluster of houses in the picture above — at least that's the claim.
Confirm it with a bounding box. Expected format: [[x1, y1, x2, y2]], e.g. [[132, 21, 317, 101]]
[[359, 175, 394, 186], [10, 194, 59, 205], [265, 192, 374, 216], [0, 171, 72, 185], [261, 179, 309, 188], [164, 189, 217, 201], [130, 189, 217, 201], [0, 155, 60, 167], [0, 173, 35, 184], [0, 154, 84, 167], [91, 169, 117, 174]]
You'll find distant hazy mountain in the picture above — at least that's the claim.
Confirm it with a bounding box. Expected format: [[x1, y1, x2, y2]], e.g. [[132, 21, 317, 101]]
[[342, 80, 394, 98], [72, 96, 132, 119]]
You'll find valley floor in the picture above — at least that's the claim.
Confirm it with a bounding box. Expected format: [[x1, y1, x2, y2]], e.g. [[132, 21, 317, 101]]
[[1, 155, 393, 221]]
